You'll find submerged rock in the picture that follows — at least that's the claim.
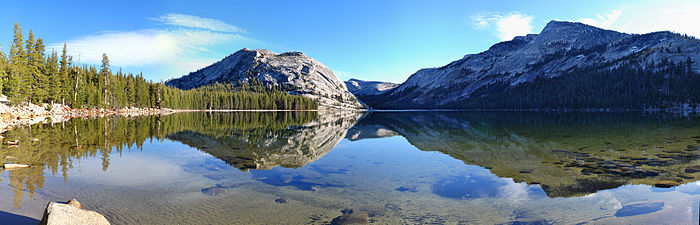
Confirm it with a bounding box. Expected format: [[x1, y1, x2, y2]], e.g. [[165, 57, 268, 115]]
[[395, 185, 418, 192], [201, 186, 227, 196], [684, 165, 700, 173], [433, 175, 501, 199], [38, 199, 110, 225], [275, 197, 290, 204], [330, 208, 369, 225], [654, 180, 680, 188], [614, 201, 664, 217]]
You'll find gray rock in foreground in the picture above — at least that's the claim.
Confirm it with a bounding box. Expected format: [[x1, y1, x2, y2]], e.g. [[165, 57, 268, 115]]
[[38, 199, 110, 225]]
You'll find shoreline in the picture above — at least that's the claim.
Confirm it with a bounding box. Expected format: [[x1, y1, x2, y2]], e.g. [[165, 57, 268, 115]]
[[0, 102, 369, 132]]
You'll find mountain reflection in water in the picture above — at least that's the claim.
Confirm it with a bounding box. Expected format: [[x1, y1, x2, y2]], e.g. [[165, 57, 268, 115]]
[[349, 112, 700, 197], [0, 111, 698, 224]]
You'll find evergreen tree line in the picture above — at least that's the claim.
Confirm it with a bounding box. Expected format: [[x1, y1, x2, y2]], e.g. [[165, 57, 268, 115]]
[[0, 23, 318, 110]]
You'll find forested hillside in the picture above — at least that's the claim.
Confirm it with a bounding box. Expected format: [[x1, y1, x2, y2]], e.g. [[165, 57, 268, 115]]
[[0, 23, 318, 110]]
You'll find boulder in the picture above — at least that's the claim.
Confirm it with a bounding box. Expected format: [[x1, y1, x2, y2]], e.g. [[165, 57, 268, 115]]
[[38, 200, 110, 225]]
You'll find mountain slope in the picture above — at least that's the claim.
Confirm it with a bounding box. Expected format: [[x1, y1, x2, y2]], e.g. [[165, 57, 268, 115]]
[[344, 79, 398, 103], [166, 48, 364, 110], [364, 21, 700, 109]]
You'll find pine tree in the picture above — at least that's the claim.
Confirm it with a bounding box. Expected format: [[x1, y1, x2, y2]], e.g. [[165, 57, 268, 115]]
[[26, 32, 48, 103], [99, 53, 110, 107], [58, 42, 68, 105], [0, 44, 6, 94], [6, 23, 25, 102], [47, 50, 59, 104]]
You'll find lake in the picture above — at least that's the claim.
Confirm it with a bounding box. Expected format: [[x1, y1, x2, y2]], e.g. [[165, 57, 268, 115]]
[[0, 111, 698, 224]]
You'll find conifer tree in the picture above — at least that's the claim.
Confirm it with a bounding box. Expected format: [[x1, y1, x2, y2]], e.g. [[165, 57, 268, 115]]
[[0, 44, 6, 93], [6, 23, 25, 102], [47, 50, 59, 104], [58, 42, 68, 105], [99, 53, 110, 107]]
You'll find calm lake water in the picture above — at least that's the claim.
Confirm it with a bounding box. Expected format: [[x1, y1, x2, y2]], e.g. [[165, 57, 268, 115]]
[[0, 111, 698, 224]]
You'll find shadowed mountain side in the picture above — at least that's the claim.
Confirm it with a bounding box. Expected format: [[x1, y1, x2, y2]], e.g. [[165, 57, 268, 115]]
[[167, 111, 363, 171], [348, 112, 700, 197]]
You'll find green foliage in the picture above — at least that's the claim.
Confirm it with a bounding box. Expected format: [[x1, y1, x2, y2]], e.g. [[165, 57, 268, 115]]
[[160, 82, 319, 110], [0, 24, 318, 110]]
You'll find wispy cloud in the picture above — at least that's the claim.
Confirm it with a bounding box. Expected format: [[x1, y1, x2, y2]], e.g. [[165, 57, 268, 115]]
[[48, 13, 256, 79], [333, 70, 353, 80], [617, 3, 700, 37], [153, 13, 245, 33], [577, 2, 700, 38], [578, 9, 622, 29], [472, 12, 534, 41]]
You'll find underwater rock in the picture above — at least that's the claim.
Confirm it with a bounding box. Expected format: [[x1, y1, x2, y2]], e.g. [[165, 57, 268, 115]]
[[201, 186, 227, 196], [275, 197, 290, 204], [330, 208, 369, 225], [684, 165, 700, 173], [614, 201, 664, 217], [433, 175, 501, 199], [395, 186, 418, 192], [38, 199, 110, 225], [504, 219, 550, 225], [654, 180, 680, 188]]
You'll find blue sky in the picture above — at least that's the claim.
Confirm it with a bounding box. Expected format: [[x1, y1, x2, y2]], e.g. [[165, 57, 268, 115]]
[[2, 0, 699, 83]]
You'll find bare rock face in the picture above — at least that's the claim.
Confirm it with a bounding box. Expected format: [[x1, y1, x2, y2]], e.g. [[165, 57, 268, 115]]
[[166, 48, 364, 110], [344, 79, 398, 96], [39, 199, 110, 225], [367, 20, 700, 108]]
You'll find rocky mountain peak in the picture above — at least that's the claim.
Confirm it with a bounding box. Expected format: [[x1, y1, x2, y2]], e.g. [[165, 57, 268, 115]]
[[166, 48, 364, 110], [363, 20, 700, 109]]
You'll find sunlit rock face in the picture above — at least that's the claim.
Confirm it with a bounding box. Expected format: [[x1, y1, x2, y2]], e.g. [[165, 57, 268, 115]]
[[165, 48, 364, 110], [365, 21, 700, 108], [167, 111, 363, 171], [348, 112, 700, 197], [344, 79, 398, 104]]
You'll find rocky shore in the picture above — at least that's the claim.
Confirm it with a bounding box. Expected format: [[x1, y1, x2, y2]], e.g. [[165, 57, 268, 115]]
[[0, 102, 174, 132]]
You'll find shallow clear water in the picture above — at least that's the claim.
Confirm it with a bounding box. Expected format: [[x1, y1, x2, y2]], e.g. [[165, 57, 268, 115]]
[[0, 111, 698, 224]]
